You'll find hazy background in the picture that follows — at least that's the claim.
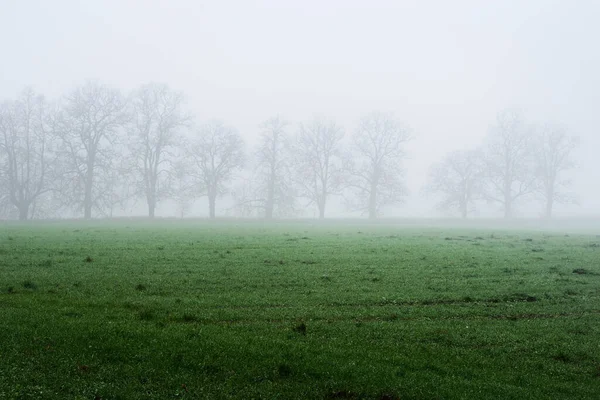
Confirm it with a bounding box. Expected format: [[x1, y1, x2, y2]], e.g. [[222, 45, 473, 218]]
[[1, 0, 598, 218]]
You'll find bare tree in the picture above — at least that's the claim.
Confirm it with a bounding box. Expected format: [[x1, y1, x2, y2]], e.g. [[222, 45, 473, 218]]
[[534, 123, 578, 218], [483, 110, 535, 218], [232, 117, 296, 218], [293, 117, 345, 219], [187, 120, 244, 218], [0, 149, 8, 218], [426, 149, 484, 218], [345, 111, 411, 219], [0, 89, 57, 220], [256, 116, 296, 218], [58, 81, 129, 219], [170, 159, 195, 218], [129, 83, 189, 217], [95, 162, 133, 218], [230, 178, 260, 218]]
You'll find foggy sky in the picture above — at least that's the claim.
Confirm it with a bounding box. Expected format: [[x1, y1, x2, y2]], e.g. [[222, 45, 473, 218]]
[[1, 0, 598, 217]]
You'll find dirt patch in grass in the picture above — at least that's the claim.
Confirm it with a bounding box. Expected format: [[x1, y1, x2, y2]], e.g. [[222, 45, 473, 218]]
[[22, 280, 37, 290], [327, 390, 359, 399], [293, 322, 307, 335], [179, 313, 198, 323], [508, 293, 538, 302], [276, 363, 293, 378], [326, 390, 399, 400], [552, 353, 573, 363], [138, 309, 155, 321], [573, 268, 597, 275]]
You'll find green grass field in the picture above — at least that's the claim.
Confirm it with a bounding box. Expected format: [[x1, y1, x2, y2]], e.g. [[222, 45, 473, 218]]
[[1, 221, 599, 399]]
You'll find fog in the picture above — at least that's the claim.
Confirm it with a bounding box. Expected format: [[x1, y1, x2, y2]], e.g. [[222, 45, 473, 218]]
[[1, 0, 599, 220]]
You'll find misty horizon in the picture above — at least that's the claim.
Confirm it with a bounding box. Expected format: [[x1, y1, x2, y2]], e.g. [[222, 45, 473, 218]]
[[1, 0, 598, 220]]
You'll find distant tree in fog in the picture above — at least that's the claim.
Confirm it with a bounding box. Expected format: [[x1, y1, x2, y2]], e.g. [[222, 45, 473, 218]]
[[426, 149, 484, 218], [344, 112, 411, 219], [233, 116, 296, 218], [57, 81, 129, 219], [96, 162, 133, 218], [0, 89, 58, 220], [256, 116, 296, 218], [187, 120, 244, 218], [293, 117, 345, 219], [0, 149, 8, 218], [129, 83, 189, 218], [482, 110, 535, 218], [171, 159, 195, 218], [230, 178, 259, 217], [534, 123, 578, 218]]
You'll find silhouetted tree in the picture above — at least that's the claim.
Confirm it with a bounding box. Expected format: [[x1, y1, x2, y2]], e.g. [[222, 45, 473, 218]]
[[0, 150, 8, 218], [426, 149, 484, 218], [187, 120, 244, 218], [170, 159, 195, 218], [483, 110, 535, 218], [0, 89, 58, 220], [293, 117, 345, 219], [534, 123, 578, 218], [233, 116, 296, 218], [58, 81, 129, 219], [345, 112, 411, 219], [95, 162, 133, 218], [129, 83, 189, 217]]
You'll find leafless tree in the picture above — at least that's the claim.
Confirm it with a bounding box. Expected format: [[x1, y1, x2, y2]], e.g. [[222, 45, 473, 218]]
[[0, 150, 8, 218], [345, 111, 411, 219], [129, 83, 189, 217], [230, 178, 260, 217], [170, 159, 195, 218], [94, 161, 134, 218], [0, 89, 58, 220], [232, 117, 296, 218], [534, 123, 578, 218], [482, 109, 535, 218], [293, 117, 345, 219], [426, 149, 484, 218], [255, 116, 296, 218], [58, 81, 129, 219], [187, 120, 244, 218]]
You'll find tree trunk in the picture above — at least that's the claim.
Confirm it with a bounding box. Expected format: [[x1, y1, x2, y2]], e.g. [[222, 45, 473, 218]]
[[319, 187, 327, 219], [503, 184, 512, 219], [147, 174, 157, 218], [503, 202, 511, 219], [460, 190, 469, 219], [18, 204, 29, 221], [265, 178, 275, 219], [208, 192, 216, 219], [84, 160, 95, 219], [147, 187, 156, 218], [265, 203, 274, 219], [84, 189, 93, 219], [368, 185, 377, 220], [545, 197, 554, 219]]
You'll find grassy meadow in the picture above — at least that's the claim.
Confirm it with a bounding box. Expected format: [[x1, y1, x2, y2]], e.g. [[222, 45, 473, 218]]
[[0, 220, 599, 399]]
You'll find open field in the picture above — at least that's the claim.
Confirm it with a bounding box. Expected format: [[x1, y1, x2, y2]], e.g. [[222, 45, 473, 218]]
[[1, 221, 599, 399]]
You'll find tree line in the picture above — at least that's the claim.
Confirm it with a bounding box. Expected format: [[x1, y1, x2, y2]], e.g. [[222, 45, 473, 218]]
[[0, 82, 578, 221], [427, 110, 578, 219]]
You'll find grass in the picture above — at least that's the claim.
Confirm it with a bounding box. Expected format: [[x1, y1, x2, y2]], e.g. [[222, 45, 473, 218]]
[[0, 220, 599, 399]]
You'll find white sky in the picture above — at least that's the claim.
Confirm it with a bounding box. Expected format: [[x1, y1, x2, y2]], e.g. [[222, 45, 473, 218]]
[[1, 0, 598, 217]]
